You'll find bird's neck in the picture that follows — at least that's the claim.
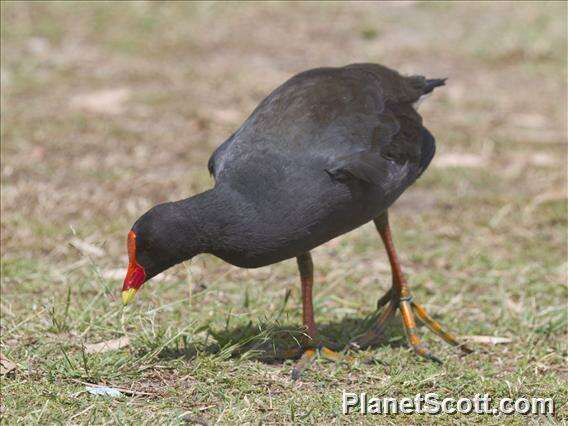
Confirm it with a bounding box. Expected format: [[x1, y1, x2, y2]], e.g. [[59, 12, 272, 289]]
[[170, 186, 233, 258]]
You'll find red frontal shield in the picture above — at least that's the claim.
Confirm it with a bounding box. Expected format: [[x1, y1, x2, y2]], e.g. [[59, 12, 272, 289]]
[[122, 231, 146, 291]]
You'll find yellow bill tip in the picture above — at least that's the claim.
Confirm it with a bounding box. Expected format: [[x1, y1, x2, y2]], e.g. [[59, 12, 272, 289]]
[[122, 288, 137, 306]]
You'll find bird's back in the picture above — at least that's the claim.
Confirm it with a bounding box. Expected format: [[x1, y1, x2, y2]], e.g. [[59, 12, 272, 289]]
[[209, 64, 435, 180], [206, 64, 440, 267]]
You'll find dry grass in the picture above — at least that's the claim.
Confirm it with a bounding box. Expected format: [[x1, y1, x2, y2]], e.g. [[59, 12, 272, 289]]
[[1, 1, 567, 424]]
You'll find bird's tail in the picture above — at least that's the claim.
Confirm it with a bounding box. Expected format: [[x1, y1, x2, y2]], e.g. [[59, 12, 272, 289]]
[[423, 78, 447, 94]]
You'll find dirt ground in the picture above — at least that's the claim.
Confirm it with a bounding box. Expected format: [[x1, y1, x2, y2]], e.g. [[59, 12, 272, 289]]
[[1, 2, 567, 424]]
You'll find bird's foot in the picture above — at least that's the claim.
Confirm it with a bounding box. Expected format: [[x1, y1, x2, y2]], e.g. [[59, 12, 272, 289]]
[[290, 344, 351, 381], [350, 289, 473, 363], [273, 336, 350, 380]]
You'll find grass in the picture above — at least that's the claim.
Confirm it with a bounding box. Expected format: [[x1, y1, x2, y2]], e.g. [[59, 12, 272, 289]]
[[1, 1, 567, 424]]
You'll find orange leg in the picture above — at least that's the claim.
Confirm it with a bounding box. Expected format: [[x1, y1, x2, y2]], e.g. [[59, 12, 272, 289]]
[[290, 252, 348, 380], [352, 212, 472, 360], [298, 252, 317, 339]]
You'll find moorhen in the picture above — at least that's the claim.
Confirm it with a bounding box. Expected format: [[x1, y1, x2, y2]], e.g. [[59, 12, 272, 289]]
[[122, 63, 472, 378]]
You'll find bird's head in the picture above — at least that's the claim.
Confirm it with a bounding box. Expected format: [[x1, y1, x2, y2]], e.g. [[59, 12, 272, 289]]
[[121, 202, 200, 305]]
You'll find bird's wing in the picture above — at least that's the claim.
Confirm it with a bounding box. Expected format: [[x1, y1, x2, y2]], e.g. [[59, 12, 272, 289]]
[[325, 122, 436, 189], [208, 64, 438, 183], [325, 150, 411, 195], [379, 104, 436, 179]]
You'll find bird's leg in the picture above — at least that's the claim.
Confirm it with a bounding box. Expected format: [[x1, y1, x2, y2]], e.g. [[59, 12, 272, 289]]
[[352, 212, 471, 360], [378, 216, 442, 363], [290, 252, 347, 380], [298, 251, 317, 340]]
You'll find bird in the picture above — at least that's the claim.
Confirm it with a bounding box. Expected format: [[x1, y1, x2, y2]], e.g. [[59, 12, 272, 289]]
[[121, 63, 472, 379]]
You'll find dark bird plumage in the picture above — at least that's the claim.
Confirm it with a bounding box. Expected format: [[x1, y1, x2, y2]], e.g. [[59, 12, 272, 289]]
[[122, 63, 467, 373], [132, 64, 442, 274], [201, 63, 438, 267]]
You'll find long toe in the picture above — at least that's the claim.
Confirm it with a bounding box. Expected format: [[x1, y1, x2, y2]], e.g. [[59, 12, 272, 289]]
[[291, 348, 317, 381], [291, 346, 351, 380], [411, 301, 473, 354], [411, 342, 443, 365], [350, 301, 396, 349]]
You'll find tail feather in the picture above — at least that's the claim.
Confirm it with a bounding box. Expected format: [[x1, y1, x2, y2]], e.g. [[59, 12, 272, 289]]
[[423, 78, 447, 94]]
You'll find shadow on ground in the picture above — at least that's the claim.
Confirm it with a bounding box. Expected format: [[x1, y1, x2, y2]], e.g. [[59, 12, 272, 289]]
[[156, 310, 410, 364]]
